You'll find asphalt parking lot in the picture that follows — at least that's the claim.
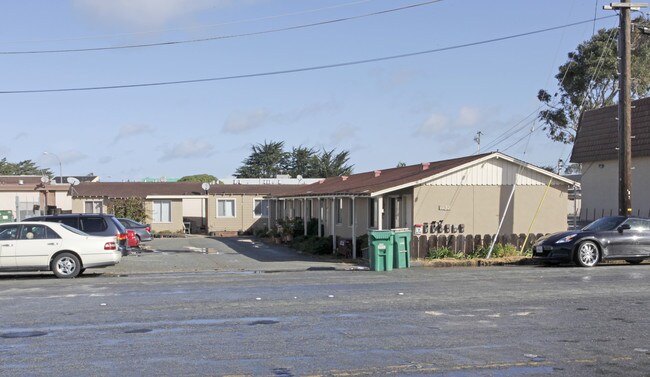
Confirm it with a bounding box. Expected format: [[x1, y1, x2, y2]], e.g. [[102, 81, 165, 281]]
[[96, 235, 362, 275]]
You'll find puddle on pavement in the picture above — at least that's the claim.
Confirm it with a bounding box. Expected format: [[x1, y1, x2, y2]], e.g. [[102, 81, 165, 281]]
[[124, 328, 153, 334], [248, 320, 279, 326], [1, 331, 47, 339]]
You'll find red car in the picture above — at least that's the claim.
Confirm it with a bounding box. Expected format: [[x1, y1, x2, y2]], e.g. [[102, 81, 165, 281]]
[[126, 229, 140, 248]]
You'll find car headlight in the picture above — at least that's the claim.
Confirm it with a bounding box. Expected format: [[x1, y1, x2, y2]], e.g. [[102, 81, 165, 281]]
[[555, 234, 577, 244]]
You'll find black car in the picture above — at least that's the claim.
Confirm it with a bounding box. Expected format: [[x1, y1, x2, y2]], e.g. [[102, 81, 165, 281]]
[[25, 214, 130, 255], [533, 216, 650, 267]]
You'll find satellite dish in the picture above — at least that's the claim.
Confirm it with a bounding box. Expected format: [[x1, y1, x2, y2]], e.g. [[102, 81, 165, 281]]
[[67, 177, 80, 186], [296, 175, 303, 181], [41, 176, 50, 184], [201, 182, 211, 191]]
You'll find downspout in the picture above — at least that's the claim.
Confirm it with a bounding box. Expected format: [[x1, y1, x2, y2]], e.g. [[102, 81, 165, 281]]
[[318, 197, 322, 237], [352, 196, 356, 259], [331, 197, 336, 254], [377, 196, 384, 230], [303, 198, 307, 236]]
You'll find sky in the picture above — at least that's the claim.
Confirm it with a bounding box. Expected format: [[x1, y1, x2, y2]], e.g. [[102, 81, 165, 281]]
[[0, 0, 622, 182]]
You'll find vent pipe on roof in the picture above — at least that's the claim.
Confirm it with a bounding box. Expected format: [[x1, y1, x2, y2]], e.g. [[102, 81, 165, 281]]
[[422, 162, 430, 171], [374, 170, 381, 177], [18, 179, 23, 185]]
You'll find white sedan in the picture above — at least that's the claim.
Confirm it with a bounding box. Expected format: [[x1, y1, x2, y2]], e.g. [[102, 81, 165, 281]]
[[0, 221, 122, 278]]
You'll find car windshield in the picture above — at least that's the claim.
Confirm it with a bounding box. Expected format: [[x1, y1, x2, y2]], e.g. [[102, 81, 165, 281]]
[[582, 217, 626, 232]]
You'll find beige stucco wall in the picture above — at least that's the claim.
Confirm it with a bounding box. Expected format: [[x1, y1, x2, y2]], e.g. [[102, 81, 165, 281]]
[[207, 194, 269, 234], [413, 184, 569, 235], [581, 157, 650, 220], [145, 199, 184, 233], [71, 197, 108, 213]]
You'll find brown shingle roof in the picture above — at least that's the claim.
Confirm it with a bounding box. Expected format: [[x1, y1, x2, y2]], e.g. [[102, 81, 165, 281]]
[[72, 182, 305, 198], [571, 97, 650, 163], [273, 153, 492, 198]]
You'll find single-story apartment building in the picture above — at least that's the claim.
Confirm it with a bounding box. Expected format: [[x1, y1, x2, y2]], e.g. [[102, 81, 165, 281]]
[[0, 176, 70, 220], [268, 152, 577, 257]]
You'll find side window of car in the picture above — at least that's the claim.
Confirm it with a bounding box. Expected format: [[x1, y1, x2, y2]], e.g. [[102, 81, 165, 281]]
[[20, 225, 56, 240], [0, 225, 18, 240], [81, 217, 107, 233], [624, 219, 648, 231], [44, 226, 61, 239], [57, 217, 78, 228]]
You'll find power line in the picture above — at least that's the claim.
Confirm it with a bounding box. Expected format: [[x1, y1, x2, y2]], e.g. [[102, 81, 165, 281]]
[[0, 0, 376, 45], [0, 0, 444, 55], [0, 15, 616, 94]]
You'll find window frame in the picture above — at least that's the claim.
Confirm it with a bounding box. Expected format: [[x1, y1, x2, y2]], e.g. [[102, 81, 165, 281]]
[[84, 200, 103, 214], [217, 199, 237, 218], [152, 200, 172, 223], [253, 198, 269, 218]]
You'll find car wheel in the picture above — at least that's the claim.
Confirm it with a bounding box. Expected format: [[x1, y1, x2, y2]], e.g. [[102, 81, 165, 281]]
[[575, 241, 600, 267], [625, 259, 643, 265], [51, 253, 81, 278]]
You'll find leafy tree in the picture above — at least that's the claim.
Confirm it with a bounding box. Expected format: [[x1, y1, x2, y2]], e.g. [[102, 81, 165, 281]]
[[311, 148, 353, 177], [234, 141, 354, 178], [287, 146, 317, 178], [179, 174, 218, 183], [235, 141, 289, 178], [108, 198, 147, 223], [0, 158, 52, 176], [537, 18, 650, 144]]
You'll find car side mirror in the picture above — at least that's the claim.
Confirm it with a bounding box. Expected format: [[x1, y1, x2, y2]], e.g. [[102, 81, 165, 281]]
[[618, 224, 631, 233]]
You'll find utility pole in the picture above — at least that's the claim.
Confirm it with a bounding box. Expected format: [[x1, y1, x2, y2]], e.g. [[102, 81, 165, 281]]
[[603, 1, 647, 216], [473, 131, 483, 153]]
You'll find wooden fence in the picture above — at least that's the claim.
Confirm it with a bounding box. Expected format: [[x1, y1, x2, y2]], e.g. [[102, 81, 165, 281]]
[[409, 233, 545, 259]]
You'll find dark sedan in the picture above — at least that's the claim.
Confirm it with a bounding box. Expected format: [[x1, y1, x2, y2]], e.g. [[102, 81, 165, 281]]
[[533, 216, 650, 267]]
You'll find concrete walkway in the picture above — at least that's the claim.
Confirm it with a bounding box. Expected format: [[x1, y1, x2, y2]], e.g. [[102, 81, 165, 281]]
[[97, 236, 363, 275]]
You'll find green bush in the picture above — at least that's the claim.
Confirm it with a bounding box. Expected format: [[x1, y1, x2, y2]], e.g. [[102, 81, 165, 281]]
[[427, 247, 465, 259], [469, 243, 520, 259], [289, 235, 332, 255]]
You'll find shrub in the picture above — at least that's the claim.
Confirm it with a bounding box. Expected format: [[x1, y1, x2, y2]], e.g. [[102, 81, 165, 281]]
[[427, 247, 465, 259]]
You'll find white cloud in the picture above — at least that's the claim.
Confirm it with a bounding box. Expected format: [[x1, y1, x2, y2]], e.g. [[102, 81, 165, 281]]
[[114, 124, 154, 142], [414, 106, 484, 137], [329, 126, 357, 145], [73, 0, 233, 28], [457, 106, 481, 127], [159, 139, 214, 161], [414, 112, 449, 136], [222, 109, 271, 134]]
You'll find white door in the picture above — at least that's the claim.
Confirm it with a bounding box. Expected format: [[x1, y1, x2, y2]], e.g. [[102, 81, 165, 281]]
[[15, 224, 62, 268], [0, 224, 19, 268]]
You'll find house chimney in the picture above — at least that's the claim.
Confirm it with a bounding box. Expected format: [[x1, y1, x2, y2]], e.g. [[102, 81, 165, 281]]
[[422, 162, 430, 171], [18, 179, 23, 185], [374, 170, 381, 177], [341, 176, 348, 181], [319, 179, 325, 184]]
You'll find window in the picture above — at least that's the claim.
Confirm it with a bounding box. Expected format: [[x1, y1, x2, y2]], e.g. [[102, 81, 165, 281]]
[[84, 201, 103, 214], [20, 225, 60, 240], [218, 199, 236, 218], [368, 198, 376, 228], [152, 201, 172, 223], [0, 225, 18, 240], [81, 217, 108, 233], [254, 199, 269, 218]]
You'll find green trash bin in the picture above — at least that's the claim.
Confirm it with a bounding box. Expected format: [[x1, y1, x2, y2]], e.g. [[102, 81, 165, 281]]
[[391, 228, 412, 269], [368, 229, 393, 271]]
